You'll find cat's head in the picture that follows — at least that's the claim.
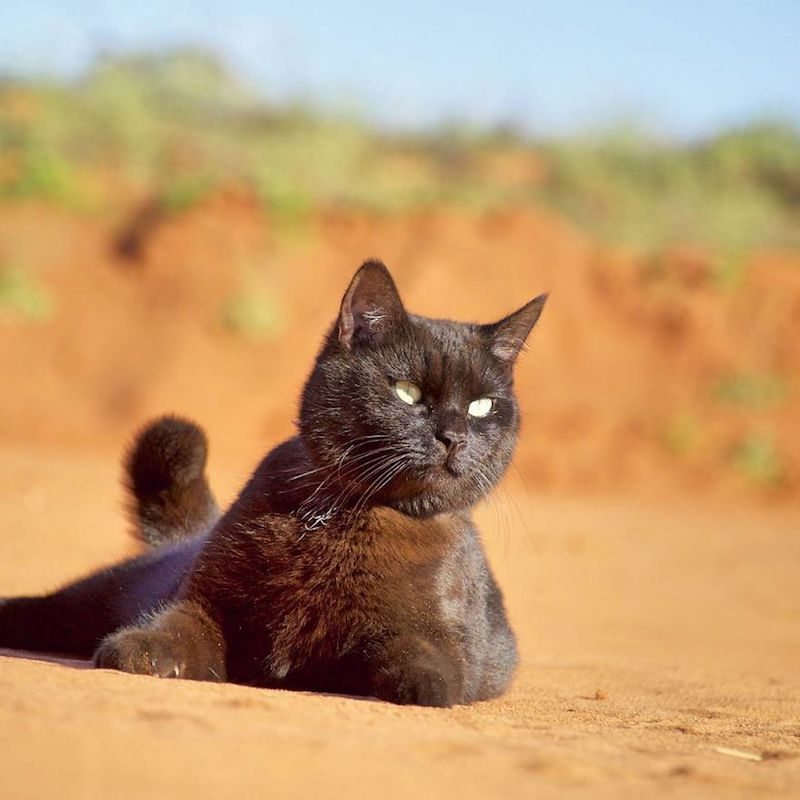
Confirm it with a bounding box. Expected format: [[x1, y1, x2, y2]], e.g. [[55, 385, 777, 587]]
[[299, 260, 547, 516]]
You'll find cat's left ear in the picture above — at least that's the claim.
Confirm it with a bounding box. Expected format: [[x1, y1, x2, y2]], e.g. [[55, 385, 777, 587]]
[[482, 293, 548, 364], [338, 260, 409, 349]]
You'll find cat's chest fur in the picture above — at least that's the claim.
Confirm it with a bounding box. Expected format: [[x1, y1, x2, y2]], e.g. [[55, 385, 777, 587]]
[[193, 505, 486, 687]]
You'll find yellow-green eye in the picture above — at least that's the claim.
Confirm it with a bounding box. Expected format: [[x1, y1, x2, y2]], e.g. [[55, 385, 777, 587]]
[[468, 397, 494, 418], [394, 380, 422, 405]]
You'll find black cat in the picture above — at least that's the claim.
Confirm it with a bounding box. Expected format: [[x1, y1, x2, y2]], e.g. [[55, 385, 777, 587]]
[[0, 261, 547, 707]]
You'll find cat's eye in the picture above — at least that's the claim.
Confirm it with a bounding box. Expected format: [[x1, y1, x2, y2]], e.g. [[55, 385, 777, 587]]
[[468, 397, 494, 418], [394, 380, 422, 406]]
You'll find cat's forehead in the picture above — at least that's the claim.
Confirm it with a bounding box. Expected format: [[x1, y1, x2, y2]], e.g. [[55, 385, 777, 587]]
[[409, 314, 480, 350], [399, 314, 501, 389]]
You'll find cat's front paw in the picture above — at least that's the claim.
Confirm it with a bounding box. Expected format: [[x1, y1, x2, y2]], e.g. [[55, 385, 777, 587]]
[[376, 662, 460, 708], [94, 629, 188, 678]]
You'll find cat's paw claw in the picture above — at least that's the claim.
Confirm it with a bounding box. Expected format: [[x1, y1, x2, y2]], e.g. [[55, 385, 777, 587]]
[[94, 629, 185, 678], [150, 654, 183, 679], [163, 661, 181, 679]]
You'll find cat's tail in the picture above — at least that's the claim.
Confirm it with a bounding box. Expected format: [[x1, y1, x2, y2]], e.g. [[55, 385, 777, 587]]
[[125, 415, 220, 547], [0, 416, 216, 657]]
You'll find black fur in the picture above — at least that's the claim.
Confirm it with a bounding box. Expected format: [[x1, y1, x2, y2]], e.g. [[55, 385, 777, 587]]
[[0, 260, 547, 707], [126, 415, 219, 546]]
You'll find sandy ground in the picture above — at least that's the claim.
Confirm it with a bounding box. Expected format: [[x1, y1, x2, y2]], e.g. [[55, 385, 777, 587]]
[[1, 443, 798, 799]]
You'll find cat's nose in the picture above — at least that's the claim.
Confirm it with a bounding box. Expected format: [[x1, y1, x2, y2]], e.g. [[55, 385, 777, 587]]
[[436, 426, 468, 456]]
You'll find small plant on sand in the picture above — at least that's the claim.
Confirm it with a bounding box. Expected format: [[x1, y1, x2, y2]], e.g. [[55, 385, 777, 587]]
[[714, 371, 789, 410], [220, 281, 285, 342], [662, 411, 703, 457], [158, 175, 216, 215], [710, 251, 749, 293], [0, 266, 55, 323], [0, 142, 81, 205], [730, 431, 783, 488]]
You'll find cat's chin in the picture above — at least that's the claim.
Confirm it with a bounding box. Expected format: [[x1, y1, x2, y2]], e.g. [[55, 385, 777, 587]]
[[388, 491, 477, 518], [385, 472, 487, 517]]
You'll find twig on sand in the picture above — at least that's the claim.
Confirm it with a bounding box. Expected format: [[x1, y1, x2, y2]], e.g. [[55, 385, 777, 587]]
[[713, 746, 763, 762]]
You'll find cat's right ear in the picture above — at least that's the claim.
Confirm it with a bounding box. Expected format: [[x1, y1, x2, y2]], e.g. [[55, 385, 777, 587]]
[[482, 293, 548, 364], [338, 260, 408, 348]]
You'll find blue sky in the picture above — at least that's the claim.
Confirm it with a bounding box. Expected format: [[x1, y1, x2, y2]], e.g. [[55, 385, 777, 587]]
[[2, 1, 799, 138]]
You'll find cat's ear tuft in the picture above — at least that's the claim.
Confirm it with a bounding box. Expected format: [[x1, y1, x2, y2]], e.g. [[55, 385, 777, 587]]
[[484, 293, 548, 363], [338, 260, 408, 348]]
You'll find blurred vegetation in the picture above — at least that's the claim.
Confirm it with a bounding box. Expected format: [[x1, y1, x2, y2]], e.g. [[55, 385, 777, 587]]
[[714, 371, 789, 410], [1, 48, 799, 250], [540, 122, 800, 250], [662, 411, 703, 457], [0, 266, 54, 322], [730, 431, 784, 488], [220, 276, 285, 342]]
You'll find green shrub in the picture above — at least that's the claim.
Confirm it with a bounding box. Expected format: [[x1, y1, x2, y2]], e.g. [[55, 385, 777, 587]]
[[220, 285, 284, 341], [1, 142, 80, 203], [1, 50, 799, 252], [0, 267, 55, 322], [730, 432, 783, 487], [159, 176, 216, 214], [662, 412, 703, 457], [714, 372, 789, 409]]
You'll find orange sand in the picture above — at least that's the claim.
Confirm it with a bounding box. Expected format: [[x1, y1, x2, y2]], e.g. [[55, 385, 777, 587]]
[[1, 445, 798, 799]]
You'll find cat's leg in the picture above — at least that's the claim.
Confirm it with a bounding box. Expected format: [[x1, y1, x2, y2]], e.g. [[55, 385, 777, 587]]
[[0, 539, 202, 657], [94, 600, 226, 681], [474, 579, 518, 701], [369, 634, 465, 708]]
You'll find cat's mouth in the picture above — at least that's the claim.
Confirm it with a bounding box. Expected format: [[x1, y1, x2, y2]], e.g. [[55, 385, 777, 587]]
[[393, 461, 459, 492], [353, 451, 470, 503], [426, 455, 467, 480], [442, 460, 465, 478]]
